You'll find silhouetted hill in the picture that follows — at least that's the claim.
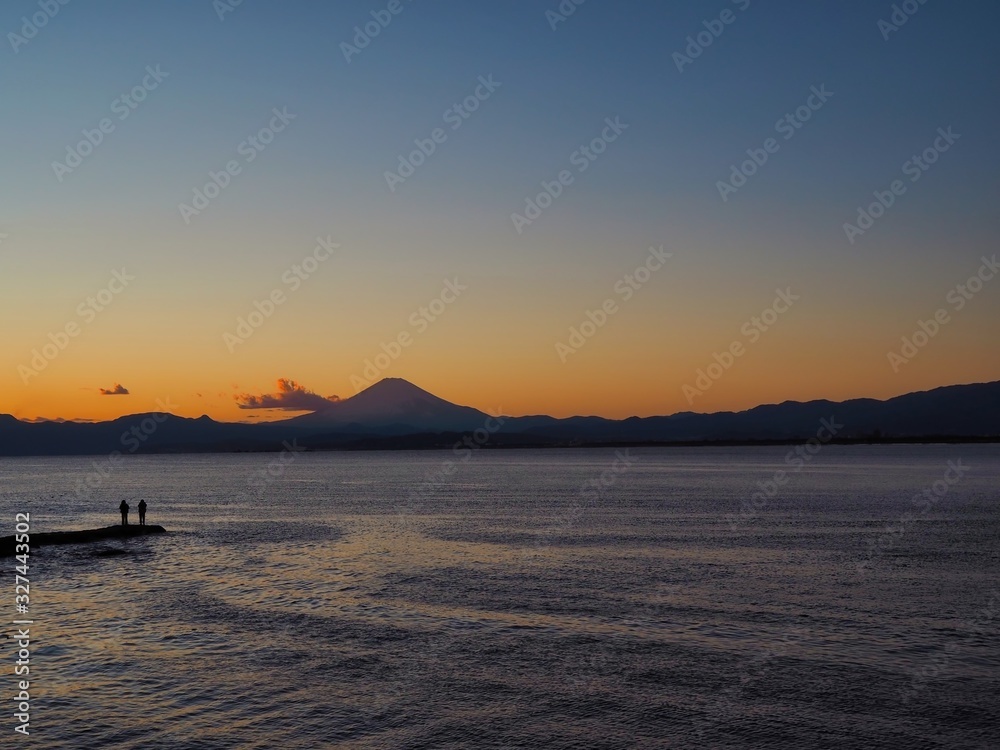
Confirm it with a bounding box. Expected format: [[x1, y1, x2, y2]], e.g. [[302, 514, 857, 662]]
[[504, 382, 1000, 442], [0, 379, 997, 456], [282, 377, 491, 433]]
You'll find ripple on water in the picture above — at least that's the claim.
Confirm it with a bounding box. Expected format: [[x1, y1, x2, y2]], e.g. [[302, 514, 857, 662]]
[[4, 447, 999, 748]]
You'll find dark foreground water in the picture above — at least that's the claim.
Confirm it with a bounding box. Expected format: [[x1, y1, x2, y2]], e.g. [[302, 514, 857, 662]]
[[1, 446, 998, 749]]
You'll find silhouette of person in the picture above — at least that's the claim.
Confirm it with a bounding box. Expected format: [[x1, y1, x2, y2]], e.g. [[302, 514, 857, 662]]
[[138, 499, 147, 526], [119, 500, 130, 527]]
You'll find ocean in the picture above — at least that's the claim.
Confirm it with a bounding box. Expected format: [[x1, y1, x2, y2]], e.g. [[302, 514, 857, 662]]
[[1, 445, 998, 749]]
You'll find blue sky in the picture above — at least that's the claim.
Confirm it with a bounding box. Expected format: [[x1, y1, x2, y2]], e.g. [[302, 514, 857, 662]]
[[2, 0, 998, 420]]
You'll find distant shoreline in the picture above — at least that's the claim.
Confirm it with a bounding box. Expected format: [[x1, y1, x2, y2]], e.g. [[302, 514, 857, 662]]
[[4, 378, 998, 457], [0, 435, 997, 459]]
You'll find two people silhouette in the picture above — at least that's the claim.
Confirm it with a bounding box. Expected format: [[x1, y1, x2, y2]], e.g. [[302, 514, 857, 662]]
[[119, 499, 148, 527]]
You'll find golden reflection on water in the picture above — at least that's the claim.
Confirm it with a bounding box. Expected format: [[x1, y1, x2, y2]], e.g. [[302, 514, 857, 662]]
[[8, 447, 1000, 748]]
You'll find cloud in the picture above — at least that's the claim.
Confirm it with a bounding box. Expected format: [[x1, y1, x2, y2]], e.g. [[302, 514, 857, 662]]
[[235, 379, 340, 411], [99, 383, 130, 396]]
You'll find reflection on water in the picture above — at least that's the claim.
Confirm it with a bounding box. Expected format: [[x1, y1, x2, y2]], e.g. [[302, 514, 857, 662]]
[[1, 446, 998, 748]]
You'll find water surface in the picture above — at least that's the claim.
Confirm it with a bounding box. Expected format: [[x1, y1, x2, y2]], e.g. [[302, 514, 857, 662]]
[[1, 446, 998, 748]]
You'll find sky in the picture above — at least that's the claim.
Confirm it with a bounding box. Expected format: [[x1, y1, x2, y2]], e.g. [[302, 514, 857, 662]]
[[2, 0, 998, 422]]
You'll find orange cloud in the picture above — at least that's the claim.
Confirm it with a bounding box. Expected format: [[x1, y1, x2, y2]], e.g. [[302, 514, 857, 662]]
[[99, 383, 130, 396], [235, 378, 339, 411]]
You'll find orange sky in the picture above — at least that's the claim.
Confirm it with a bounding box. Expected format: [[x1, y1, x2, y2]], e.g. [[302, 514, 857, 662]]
[[4, 244, 997, 423], [3, 2, 997, 426]]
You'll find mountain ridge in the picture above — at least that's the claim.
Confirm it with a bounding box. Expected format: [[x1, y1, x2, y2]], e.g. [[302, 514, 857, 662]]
[[1, 378, 998, 456]]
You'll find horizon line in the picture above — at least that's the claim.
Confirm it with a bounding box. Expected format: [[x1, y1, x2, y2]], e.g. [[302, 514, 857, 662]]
[[5, 376, 997, 426]]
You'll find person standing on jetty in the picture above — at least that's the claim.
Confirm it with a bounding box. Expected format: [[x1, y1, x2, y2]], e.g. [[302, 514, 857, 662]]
[[119, 499, 130, 526], [138, 499, 147, 526]]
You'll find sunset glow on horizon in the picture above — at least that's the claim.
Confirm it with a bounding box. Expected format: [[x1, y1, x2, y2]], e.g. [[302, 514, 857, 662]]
[[3, 1, 998, 424], [6, 6, 1000, 748]]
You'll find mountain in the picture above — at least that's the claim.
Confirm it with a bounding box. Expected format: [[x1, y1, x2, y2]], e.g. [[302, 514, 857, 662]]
[[504, 381, 1000, 442], [281, 378, 491, 434], [0, 379, 998, 456]]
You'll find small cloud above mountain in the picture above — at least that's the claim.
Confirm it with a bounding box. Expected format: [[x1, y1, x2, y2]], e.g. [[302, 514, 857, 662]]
[[99, 384, 130, 396], [235, 378, 340, 411]]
